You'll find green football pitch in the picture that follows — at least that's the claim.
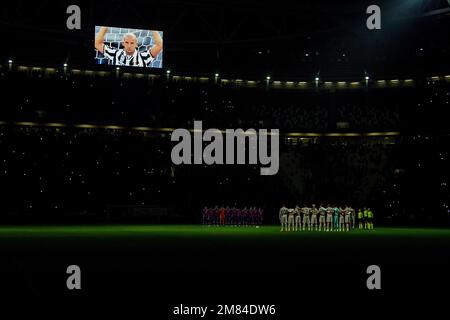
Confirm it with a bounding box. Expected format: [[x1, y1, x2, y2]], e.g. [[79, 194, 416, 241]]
[[1, 225, 449, 268], [1, 225, 449, 306], [1, 225, 449, 252], [0, 224, 449, 238]]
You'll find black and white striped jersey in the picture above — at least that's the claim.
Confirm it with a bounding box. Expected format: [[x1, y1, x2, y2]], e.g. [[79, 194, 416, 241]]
[[102, 44, 155, 67]]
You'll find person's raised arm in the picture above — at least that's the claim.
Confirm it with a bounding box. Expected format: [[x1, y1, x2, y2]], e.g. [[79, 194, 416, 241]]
[[95, 27, 108, 53], [149, 31, 163, 58]]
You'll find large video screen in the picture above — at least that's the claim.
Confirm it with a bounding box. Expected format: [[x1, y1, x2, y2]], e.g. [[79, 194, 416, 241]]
[[94, 26, 163, 68]]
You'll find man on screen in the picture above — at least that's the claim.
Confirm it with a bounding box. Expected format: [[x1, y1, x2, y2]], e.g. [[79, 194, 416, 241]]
[[95, 27, 163, 67]]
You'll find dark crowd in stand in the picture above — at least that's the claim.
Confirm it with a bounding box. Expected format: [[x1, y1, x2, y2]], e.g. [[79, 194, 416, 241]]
[[0, 67, 449, 226]]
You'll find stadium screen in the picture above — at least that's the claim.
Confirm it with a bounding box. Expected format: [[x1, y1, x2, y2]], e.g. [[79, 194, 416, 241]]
[[94, 25, 163, 69]]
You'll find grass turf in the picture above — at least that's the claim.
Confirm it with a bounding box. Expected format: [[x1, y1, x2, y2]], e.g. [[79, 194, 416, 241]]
[[1, 225, 449, 306], [1, 225, 450, 255], [0, 225, 449, 244], [2, 224, 450, 236]]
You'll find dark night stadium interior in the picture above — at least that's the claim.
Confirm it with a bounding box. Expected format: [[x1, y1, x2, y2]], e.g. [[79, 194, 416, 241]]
[[0, 0, 449, 316]]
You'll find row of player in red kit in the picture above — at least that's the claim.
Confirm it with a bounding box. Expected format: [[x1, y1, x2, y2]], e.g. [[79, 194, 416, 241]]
[[202, 206, 264, 226]]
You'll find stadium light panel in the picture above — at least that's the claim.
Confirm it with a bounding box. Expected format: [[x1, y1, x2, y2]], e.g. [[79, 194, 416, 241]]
[[46, 123, 66, 128], [15, 122, 37, 126]]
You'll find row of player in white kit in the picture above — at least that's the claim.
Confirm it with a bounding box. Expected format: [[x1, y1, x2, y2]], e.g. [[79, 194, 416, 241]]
[[278, 205, 356, 232]]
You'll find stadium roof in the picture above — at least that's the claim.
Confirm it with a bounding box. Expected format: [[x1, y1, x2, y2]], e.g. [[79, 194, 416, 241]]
[[1, 0, 449, 78]]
